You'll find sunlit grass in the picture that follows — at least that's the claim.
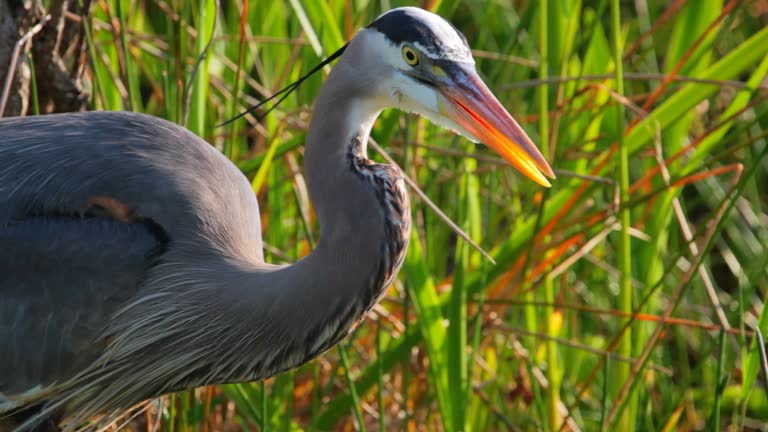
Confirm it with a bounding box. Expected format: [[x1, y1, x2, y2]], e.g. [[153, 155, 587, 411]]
[[70, 0, 768, 430]]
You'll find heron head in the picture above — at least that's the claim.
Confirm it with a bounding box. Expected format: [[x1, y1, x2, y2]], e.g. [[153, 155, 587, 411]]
[[353, 7, 555, 186]]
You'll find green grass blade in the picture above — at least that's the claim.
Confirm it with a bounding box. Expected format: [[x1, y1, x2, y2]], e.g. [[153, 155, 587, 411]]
[[609, 0, 634, 430], [187, 0, 216, 135]]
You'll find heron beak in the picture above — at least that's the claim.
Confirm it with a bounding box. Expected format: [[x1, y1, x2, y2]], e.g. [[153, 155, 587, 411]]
[[437, 64, 555, 187]]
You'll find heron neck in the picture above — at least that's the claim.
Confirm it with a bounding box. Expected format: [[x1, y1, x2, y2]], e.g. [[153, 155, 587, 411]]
[[264, 66, 408, 362], [128, 65, 408, 388], [304, 68, 384, 244]]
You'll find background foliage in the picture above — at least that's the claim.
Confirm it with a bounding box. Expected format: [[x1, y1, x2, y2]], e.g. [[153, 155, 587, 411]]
[[3, 0, 768, 430]]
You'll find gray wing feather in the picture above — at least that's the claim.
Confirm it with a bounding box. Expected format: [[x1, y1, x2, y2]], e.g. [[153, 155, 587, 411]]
[[0, 111, 263, 405], [0, 111, 263, 259], [0, 218, 158, 395]]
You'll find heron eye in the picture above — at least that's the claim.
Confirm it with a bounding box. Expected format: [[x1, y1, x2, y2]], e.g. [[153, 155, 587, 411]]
[[402, 46, 419, 66]]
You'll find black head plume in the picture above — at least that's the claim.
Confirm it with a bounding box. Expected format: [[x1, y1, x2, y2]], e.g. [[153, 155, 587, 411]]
[[217, 43, 348, 128]]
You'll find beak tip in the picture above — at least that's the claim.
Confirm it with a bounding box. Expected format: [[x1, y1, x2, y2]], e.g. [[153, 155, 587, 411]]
[[525, 167, 553, 187], [544, 167, 556, 180], [535, 156, 556, 180], [534, 161, 555, 186]]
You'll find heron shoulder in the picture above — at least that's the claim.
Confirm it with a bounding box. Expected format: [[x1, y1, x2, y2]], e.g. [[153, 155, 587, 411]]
[[0, 111, 264, 262]]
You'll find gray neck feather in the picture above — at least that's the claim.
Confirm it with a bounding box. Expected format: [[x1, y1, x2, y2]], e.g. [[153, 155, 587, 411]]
[[188, 33, 403, 366], [216, 52, 411, 382]]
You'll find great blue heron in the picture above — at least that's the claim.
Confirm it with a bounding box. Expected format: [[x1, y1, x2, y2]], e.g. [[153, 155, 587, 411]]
[[0, 7, 554, 431]]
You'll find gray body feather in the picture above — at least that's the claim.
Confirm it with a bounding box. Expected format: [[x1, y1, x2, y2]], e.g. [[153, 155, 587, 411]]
[[0, 99, 406, 428], [0, 112, 269, 417], [1, 218, 158, 394]]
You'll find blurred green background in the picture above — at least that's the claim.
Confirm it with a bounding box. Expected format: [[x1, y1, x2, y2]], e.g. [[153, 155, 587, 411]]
[[4, 0, 768, 430]]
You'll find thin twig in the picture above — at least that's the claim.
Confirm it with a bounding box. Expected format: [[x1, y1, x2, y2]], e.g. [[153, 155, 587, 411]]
[[500, 72, 767, 92], [499, 324, 674, 376], [601, 81, 738, 352], [488, 299, 752, 337], [756, 328, 768, 393], [367, 138, 496, 264], [0, 15, 52, 117], [471, 49, 537, 67], [602, 162, 744, 427]]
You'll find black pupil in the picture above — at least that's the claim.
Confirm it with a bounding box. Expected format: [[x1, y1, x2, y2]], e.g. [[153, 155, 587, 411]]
[[406, 51, 415, 61]]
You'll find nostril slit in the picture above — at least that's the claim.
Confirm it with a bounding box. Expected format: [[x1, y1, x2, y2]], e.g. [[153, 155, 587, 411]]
[[391, 88, 402, 103]]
